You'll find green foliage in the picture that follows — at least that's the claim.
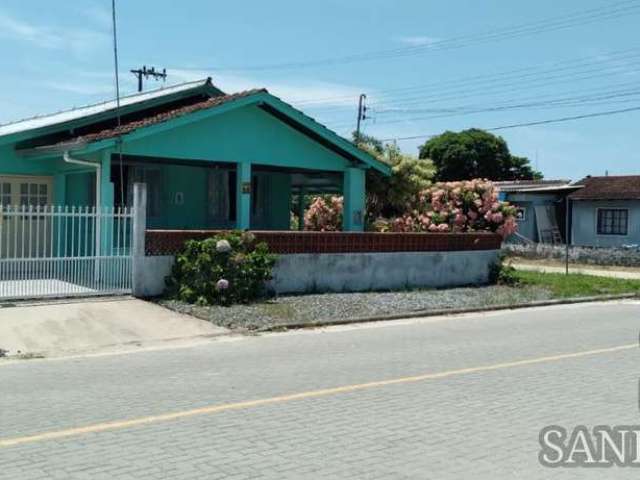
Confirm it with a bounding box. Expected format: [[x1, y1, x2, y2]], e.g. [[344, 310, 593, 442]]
[[514, 270, 640, 298], [166, 231, 276, 306], [419, 128, 542, 181], [489, 257, 520, 286], [353, 133, 436, 220]]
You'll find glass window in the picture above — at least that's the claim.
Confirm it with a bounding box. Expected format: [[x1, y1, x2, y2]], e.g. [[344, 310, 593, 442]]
[[597, 209, 628, 235], [0, 183, 10, 205]]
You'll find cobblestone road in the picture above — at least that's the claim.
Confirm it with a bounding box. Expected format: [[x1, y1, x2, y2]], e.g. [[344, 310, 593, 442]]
[[1, 300, 639, 479]]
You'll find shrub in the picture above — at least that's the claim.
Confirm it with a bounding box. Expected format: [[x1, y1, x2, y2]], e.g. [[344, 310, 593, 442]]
[[166, 231, 276, 306], [380, 179, 518, 238], [489, 255, 520, 286], [304, 196, 343, 231]]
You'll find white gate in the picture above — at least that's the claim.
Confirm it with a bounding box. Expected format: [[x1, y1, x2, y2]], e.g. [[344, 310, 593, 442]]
[[0, 205, 134, 300]]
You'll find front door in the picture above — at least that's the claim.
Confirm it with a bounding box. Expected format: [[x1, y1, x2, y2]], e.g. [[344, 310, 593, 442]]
[[0, 176, 53, 258]]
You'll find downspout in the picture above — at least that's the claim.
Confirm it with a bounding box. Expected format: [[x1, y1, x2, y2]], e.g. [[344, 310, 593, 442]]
[[63, 151, 102, 267]]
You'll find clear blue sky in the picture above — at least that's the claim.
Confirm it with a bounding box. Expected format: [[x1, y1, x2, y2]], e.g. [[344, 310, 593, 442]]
[[1, 0, 639, 180]]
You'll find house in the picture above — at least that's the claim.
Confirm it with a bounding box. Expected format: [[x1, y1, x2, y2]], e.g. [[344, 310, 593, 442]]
[[568, 175, 640, 247], [496, 179, 580, 244], [0, 78, 390, 234]]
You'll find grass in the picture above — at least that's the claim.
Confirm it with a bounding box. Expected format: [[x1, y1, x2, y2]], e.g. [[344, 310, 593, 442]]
[[514, 270, 640, 298]]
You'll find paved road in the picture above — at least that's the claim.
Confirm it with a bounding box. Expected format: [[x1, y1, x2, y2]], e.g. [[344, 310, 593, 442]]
[[1, 301, 639, 479]]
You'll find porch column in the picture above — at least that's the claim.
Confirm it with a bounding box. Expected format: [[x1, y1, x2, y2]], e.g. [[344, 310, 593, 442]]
[[342, 167, 366, 232], [297, 188, 306, 231], [236, 162, 251, 230], [53, 173, 66, 206], [100, 151, 114, 208]]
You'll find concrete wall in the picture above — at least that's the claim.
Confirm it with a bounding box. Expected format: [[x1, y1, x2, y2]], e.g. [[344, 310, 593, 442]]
[[571, 199, 640, 247], [135, 250, 500, 297]]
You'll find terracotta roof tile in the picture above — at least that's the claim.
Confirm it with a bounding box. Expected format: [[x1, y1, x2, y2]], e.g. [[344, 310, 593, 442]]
[[568, 175, 640, 200], [57, 89, 265, 147]]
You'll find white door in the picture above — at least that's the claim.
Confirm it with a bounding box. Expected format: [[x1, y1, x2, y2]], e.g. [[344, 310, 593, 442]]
[[0, 176, 53, 258]]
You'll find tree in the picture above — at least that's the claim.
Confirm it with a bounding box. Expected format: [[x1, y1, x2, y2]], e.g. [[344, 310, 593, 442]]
[[419, 129, 542, 181], [353, 132, 436, 220]]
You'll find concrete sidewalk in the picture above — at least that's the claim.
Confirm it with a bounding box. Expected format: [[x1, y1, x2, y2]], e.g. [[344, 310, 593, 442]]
[[0, 297, 228, 358], [512, 261, 640, 280]]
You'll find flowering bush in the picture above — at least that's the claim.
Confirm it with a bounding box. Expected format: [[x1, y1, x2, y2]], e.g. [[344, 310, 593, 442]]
[[377, 179, 517, 238], [304, 196, 343, 231], [166, 231, 276, 306]]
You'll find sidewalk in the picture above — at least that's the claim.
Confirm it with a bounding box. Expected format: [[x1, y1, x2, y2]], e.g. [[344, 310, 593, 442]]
[[512, 261, 640, 280]]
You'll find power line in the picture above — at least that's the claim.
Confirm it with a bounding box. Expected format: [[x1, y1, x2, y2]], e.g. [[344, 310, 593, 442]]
[[170, 0, 640, 72], [296, 46, 640, 106], [379, 105, 640, 142]]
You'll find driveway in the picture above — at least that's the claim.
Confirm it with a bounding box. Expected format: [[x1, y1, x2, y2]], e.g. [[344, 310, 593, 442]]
[[1, 300, 639, 479], [0, 297, 228, 357]]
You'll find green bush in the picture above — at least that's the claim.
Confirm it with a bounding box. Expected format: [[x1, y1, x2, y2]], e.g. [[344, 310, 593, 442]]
[[489, 255, 520, 287], [166, 231, 276, 306]]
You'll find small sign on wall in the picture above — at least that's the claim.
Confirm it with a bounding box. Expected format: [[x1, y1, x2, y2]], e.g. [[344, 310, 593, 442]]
[[241, 182, 251, 194]]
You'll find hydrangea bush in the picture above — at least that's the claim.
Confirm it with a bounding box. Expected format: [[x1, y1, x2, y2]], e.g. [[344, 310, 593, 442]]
[[166, 231, 276, 306], [381, 179, 517, 237], [303, 179, 517, 238], [304, 196, 343, 232]]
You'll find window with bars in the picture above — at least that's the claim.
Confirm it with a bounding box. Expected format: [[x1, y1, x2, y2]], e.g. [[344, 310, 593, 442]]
[[596, 208, 628, 235], [0, 183, 11, 205]]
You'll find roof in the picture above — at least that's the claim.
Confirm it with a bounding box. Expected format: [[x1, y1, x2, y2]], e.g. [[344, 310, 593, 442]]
[[495, 179, 579, 193], [568, 175, 640, 200], [0, 79, 218, 139], [9, 78, 390, 175], [50, 89, 264, 148]]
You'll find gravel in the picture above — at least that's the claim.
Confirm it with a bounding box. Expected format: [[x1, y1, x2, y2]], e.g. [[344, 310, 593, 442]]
[[157, 285, 553, 331]]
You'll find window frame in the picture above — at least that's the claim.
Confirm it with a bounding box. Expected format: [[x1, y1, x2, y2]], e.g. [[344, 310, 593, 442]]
[[595, 207, 629, 236]]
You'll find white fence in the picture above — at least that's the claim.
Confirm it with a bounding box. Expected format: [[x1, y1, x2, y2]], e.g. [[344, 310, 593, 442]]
[[0, 205, 134, 300]]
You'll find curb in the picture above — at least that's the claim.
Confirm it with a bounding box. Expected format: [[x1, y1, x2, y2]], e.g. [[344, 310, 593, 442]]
[[257, 293, 640, 332]]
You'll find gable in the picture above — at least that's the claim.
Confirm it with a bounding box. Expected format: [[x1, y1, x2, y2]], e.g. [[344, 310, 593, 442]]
[[116, 104, 358, 172]]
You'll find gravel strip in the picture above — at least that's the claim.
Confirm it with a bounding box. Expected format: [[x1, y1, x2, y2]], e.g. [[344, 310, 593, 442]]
[[157, 285, 553, 331]]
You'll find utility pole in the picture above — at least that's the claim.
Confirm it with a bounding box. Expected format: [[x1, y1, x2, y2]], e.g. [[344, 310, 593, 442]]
[[355, 94, 367, 143], [130, 66, 167, 92]]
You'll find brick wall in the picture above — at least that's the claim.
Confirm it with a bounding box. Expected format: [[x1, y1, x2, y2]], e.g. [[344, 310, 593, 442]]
[[146, 230, 502, 256]]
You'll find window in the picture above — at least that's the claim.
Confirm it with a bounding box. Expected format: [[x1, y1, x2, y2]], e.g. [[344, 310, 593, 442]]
[[597, 208, 628, 235], [0, 183, 11, 205], [19, 182, 48, 207]]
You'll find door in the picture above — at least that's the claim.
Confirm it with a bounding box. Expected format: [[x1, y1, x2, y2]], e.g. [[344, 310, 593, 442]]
[[0, 176, 53, 258]]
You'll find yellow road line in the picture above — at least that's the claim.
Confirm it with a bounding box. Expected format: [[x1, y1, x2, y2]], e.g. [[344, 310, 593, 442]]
[[1, 343, 636, 448]]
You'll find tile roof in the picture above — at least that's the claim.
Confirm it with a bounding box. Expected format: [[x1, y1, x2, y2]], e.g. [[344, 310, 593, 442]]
[[568, 175, 640, 200], [51, 89, 265, 148]]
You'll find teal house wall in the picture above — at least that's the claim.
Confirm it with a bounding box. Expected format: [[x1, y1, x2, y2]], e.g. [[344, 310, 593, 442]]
[[0, 82, 389, 232]]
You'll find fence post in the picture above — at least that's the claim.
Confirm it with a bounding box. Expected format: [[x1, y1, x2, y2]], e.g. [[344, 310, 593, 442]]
[[132, 183, 147, 297]]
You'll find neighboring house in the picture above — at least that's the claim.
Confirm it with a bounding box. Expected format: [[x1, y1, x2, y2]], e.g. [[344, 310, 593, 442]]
[[0, 78, 390, 234], [496, 180, 580, 244], [568, 175, 640, 247]]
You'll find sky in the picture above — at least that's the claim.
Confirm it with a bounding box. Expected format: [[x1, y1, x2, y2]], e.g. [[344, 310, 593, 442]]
[[0, 0, 639, 180]]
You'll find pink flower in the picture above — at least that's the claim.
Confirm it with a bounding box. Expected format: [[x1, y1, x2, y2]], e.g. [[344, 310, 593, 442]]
[[216, 279, 230, 291]]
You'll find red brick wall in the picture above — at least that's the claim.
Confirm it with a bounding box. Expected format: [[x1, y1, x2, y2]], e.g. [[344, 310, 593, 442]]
[[145, 230, 502, 256]]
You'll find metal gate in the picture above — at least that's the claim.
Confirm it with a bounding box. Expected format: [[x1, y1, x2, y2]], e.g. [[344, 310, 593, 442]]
[[0, 205, 133, 300]]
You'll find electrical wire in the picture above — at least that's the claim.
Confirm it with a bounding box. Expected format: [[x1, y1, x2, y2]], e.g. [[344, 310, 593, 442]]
[[378, 105, 640, 142], [170, 0, 640, 72]]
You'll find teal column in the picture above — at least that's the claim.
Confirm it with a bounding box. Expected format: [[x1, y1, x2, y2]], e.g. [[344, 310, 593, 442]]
[[342, 167, 366, 231], [297, 188, 306, 231], [100, 151, 114, 208], [236, 162, 251, 230], [53, 173, 66, 206]]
